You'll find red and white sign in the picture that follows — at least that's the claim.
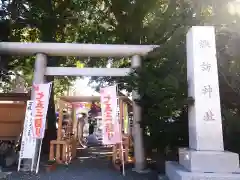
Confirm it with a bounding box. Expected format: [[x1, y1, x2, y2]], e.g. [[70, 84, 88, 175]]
[[32, 83, 52, 139], [100, 85, 120, 145]]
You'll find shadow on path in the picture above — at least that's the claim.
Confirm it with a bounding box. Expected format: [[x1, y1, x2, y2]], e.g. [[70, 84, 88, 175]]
[[6, 146, 158, 180]]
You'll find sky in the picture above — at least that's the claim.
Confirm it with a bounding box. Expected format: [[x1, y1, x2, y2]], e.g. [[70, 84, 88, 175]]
[[72, 77, 130, 99], [73, 77, 99, 96]]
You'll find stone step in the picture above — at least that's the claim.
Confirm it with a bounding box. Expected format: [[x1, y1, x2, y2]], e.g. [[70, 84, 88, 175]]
[[158, 175, 169, 180], [0, 172, 11, 180], [166, 161, 240, 180]]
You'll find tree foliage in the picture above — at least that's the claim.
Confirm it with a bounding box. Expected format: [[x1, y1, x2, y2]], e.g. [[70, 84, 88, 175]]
[[125, 0, 240, 154], [1, 0, 240, 155]]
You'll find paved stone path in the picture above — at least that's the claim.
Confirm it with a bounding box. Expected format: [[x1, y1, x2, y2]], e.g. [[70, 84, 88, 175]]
[[5, 146, 158, 180]]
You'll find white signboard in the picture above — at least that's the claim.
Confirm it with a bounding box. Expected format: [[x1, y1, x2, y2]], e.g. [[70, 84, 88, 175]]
[[83, 122, 89, 138], [94, 118, 103, 140], [19, 100, 36, 159]]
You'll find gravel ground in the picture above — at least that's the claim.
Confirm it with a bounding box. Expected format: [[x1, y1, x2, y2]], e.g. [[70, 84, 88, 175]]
[[4, 146, 158, 180]]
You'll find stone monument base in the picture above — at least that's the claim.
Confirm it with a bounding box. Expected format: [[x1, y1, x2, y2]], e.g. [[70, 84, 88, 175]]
[[178, 148, 239, 173], [165, 161, 240, 180]]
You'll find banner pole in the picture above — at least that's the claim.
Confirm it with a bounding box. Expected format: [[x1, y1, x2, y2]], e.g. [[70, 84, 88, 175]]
[[116, 85, 125, 176], [120, 123, 125, 176], [35, 139, 43, 173], [31, 157, 34, 172], [17, 158, 21, 171]]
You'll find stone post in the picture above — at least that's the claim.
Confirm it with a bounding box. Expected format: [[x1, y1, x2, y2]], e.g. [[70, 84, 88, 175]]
[[165, 26, 240, 180], [131, 55, 145, 172], [13, 76, 25, 93]]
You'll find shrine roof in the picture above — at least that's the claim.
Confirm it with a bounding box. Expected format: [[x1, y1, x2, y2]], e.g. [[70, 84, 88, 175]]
[[0, 93, 30, 101], [60, 95, 132, 105]]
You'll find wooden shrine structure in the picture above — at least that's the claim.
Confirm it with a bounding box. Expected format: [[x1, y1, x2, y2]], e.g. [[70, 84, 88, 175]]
[[0, 93, 30, 168], [49, 95, 133, 165], [0, 93, 30, 141]]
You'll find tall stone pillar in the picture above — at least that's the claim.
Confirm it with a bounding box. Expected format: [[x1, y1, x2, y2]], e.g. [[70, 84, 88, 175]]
[[32, 53, 47, 93], [165, 26, 240, 180], [131, 55, 145, 172]]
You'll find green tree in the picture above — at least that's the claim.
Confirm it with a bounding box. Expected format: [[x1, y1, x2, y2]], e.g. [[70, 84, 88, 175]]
[[126, 0, 240, 155], [2, 0, 240, 157]]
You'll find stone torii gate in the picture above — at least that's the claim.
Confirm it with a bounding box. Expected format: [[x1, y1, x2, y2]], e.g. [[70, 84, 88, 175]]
[[0, 42, 156, 172]]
